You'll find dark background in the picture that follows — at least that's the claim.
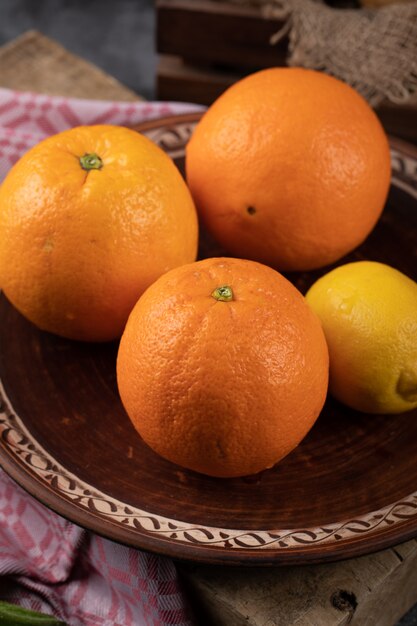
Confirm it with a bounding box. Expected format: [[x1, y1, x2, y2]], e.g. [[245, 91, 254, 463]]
[[0, 1, 416, 624], [0, 0, 156, 99]]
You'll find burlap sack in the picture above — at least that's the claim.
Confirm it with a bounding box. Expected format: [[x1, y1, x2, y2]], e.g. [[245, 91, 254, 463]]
[[220, 0, 417, 105]]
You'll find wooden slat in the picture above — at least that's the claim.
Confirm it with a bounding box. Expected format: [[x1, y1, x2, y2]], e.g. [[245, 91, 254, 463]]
[[157, 54, 240, 105], [376, 100, 417, 144], [157, 0, 287, 70], [179, 540, 417, 626]]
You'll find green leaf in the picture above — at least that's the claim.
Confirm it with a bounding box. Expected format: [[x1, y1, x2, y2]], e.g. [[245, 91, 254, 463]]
[[0, 601, 66, 625]]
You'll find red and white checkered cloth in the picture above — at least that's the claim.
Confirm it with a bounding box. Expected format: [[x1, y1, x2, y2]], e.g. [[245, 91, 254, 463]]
[[0, 88, 203, 626]]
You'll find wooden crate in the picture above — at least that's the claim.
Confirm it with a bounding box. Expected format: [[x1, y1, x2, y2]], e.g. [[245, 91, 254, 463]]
[[179, 539, 417, 626], [156, 0, 417, 142], [157, 54, 241, 105], [156, 0, 287, 106]]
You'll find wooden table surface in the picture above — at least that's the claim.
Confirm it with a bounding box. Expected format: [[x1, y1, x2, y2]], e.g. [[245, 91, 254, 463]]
[[1, 30, 416, 626]]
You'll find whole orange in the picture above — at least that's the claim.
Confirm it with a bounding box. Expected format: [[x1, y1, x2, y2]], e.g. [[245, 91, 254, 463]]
[[186, 68, 391, 271], [117, 257, 329, 478], [0, 124, 198, 341]]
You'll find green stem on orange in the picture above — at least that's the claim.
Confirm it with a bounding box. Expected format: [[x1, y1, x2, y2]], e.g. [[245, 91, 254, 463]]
[[79, 153, 103, 171], [211, 285, 233, 302]]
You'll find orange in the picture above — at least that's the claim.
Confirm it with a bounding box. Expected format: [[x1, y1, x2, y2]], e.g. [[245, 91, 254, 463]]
[[186, 68, 391, 271], [0, 124, 198, 341], [117, 257, 329, 477]]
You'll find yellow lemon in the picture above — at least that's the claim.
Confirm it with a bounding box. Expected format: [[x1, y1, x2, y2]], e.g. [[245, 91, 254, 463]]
[[305, 261, 417, 414]]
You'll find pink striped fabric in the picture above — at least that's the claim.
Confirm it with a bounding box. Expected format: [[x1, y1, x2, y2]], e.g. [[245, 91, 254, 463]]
[[0, 88, 203, 625], [0, 88, 202, 180]]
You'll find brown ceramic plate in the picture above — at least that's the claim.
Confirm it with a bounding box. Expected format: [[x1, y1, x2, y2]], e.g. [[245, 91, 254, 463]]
[[1, 113, 417, 566]]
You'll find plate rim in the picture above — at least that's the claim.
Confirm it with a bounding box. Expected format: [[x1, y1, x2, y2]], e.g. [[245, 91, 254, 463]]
[[1, 113, 417, 566]]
